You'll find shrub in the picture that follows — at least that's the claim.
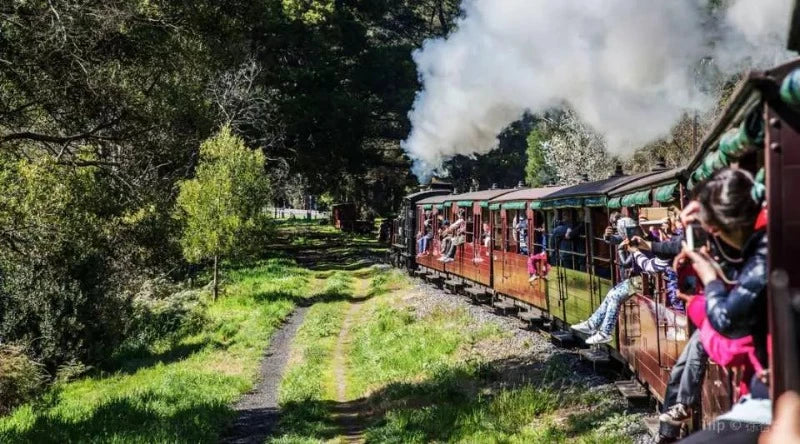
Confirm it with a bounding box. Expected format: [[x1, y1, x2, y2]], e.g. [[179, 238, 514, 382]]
[[0, 345, 47, 414]]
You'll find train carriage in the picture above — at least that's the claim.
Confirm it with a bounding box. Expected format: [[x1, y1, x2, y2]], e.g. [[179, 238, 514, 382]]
[[437, 188, 516, 286], [485, 187, 564, 309], [390, 187, 451, 269], [535, 170, 660, 333], [605, 168, 693, 408], [414, 193, 456, 272]]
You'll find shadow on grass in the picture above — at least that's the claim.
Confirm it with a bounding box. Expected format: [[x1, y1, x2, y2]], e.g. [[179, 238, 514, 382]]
[[0, 390, 233, 444], [269, 352, 617, 443]]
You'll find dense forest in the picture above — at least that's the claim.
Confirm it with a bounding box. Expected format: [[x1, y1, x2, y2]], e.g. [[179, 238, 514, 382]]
[[0, 0, 466, 403]]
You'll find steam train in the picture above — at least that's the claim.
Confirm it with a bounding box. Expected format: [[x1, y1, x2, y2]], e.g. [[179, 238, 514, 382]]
[[389, 59, 800, 431]]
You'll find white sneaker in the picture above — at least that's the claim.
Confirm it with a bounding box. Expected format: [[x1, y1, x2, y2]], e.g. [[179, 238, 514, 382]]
[[659, 403, 692, 426], [571, 320, 595, 335], [585, 332, 612, 345], [528, 274, 538, 283]]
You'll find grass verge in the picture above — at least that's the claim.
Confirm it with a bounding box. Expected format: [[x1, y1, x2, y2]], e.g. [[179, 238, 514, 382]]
[[0, 258, 311, 443], [342, 280, 643, 443]]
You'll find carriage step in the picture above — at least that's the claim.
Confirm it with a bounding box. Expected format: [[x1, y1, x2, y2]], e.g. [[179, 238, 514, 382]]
[[465, 286, 491, 304], [492, 298, 519, 314], [579, 347, 610, 363], [614, 379, 649, 401], [517, 310, 542, 321], [412, 269, 427, 277], [444, 279, 464, 288], [549, 330, 575, 345]]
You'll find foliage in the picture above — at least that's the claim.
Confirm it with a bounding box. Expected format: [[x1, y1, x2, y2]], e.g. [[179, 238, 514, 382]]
[[525, 127, 554, 187], [0, 258, 310, 442], [175, 126, 269, 265], [0, 154, 132, 370], [0, 345, 47, 415]]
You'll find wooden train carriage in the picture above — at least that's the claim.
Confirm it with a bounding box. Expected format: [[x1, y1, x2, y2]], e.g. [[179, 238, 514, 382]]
[[606, 168, 692, 405], [486, 187, 564, 308], [331, 203, 357, 231], [414, 193, 457, 272], [681, 59, 800, 417], [535, 171, 659, 332], [437, 188, 515, 286], [392, 188, 452, 269]]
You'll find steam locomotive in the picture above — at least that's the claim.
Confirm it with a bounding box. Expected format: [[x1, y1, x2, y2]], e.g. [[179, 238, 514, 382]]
[[389, 59, 800, 431]]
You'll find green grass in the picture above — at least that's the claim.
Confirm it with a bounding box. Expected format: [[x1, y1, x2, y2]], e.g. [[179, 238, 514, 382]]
[[270, 272, 356, 443], [338, 287, 642, 444], [0, 258, 311, 443]]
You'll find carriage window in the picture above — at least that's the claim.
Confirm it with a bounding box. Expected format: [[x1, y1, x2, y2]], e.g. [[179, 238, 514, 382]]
[[532, 210, 546, 255], [493, 211, 504, 251], [465, 208, 474, 243], [590, 207, 612, 280]]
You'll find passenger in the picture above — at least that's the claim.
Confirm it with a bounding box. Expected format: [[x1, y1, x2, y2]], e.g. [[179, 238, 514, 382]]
[[570, 215, 638, 344], [527, 251, 550, 282], [676, 168, 769, 443], [416, 216, 433, 256], [438, 220, 451, 256], [516, 216, 529, 255], [482, 222, 491, 249], [440, 210, 466, 263]]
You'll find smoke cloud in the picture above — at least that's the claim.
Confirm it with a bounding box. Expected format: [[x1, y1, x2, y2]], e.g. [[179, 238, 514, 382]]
[[403, 0, 794, 179]]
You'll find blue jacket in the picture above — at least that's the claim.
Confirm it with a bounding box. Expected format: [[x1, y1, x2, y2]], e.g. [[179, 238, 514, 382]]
[[704, 229, 768, 366]]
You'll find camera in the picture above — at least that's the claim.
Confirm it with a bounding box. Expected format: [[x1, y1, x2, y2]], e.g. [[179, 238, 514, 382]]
[[686, 223, 709, 251]]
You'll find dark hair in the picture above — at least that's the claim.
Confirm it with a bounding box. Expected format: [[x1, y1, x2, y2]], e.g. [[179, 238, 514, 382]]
[[609, 211, 621, 224], [692, 168, 761, 234]]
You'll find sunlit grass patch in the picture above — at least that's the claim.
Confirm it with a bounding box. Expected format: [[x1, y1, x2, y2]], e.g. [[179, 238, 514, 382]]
[[0, 258, 310, 443]]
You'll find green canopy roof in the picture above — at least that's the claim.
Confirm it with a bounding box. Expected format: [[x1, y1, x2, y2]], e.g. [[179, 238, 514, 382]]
[[456, 200, 473, 207], [530, 201, 543, 210], [501, 201, 527, 210], [421, 204, 432, 210], [621, 190, 651, 207], [489, 203, 501, 210], [552, 197, 584, 208], [583, 196, 607, 207], [434, 203, 445, 210], [607, 197, 622, 209], [479, 201, 490, 208], [654, 182, 679, 203]]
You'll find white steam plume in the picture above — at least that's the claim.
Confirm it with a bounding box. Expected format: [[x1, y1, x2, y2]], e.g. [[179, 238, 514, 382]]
[[403, 0, 794, 179]]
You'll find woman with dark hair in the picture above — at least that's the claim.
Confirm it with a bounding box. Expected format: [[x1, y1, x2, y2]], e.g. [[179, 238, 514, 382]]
[[676, 167, 769, 444]]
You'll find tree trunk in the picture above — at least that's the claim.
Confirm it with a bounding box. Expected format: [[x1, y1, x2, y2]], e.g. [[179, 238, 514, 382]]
[[213, 254, 219, 301]]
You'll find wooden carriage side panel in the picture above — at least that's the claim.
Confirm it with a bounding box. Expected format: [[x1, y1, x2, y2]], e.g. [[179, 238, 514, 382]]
[[631, 295, 669, 402], [766, 103, 800, 396], [702, 364, 733, 426]]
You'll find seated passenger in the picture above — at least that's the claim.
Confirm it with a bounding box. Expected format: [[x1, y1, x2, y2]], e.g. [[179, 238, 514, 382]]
[[438, 220, 451, 255], [416, 217, 432, 256], [675, 168, 768, 442], [527, 251, 550, 282], [440, 211, 466, 263], [570, 215, 639, 344]]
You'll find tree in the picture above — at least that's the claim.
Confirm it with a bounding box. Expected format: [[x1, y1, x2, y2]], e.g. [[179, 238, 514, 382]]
[[175, 126, 268, 300], [525, 127, 554, 187]]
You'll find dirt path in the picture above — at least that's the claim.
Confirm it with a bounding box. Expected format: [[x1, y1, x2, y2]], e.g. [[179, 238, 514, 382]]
[[220, 306, 309, 444], [330, 277, 370, 443]]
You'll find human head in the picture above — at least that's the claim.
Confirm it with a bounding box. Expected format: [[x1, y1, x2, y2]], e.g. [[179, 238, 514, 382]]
[[692, 168, 761, 248], [609, 211, 621, 225]]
